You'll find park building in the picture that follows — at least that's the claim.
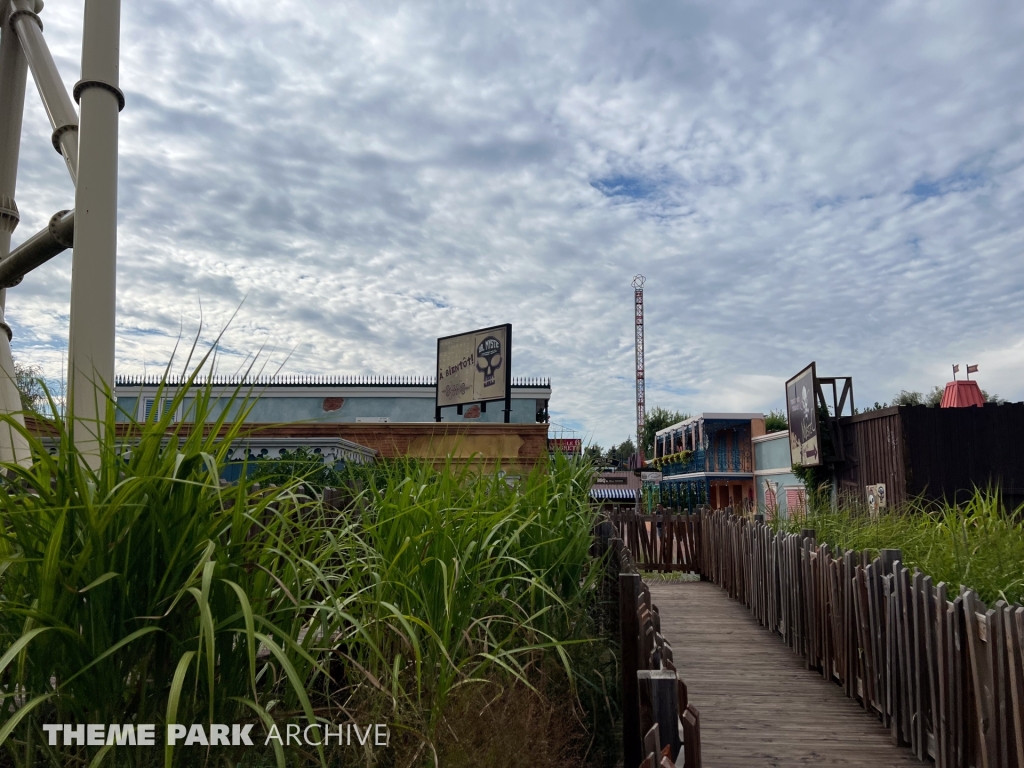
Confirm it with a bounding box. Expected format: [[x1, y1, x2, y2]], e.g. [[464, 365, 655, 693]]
[[653, 413, 807, 518], [111, 374, 553, 474], [113, 374, 551, 425], [653, 413, 765, 512], [752, 430, 807, 518]]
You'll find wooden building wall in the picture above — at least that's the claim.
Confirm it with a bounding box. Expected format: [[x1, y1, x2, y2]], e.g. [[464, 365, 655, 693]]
[[837, 402, 1024, 510], [837, 407, 909, 505], [900, 402, 1024, 508]]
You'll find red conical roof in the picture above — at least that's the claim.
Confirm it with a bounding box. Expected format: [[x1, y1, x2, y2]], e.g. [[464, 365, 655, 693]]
[[940, 380, 985, 408]]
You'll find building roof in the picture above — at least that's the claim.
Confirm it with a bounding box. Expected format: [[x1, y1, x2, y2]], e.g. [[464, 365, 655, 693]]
[[113, 374, 551, 399], [589, 487, 638, 501], [940, 380, 985, 408], [116, 374, 550, 388], [656, 412, 765, 436], [227, 437, 377, 465]]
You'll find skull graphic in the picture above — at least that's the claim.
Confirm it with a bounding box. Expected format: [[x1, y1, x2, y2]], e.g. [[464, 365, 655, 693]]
[[476, 336, 502, 387]]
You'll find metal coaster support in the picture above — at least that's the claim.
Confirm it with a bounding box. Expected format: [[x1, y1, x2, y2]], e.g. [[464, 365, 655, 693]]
[[68, 0, 122, 464], [0, 0, 32, 464], [0, 0, 123, 466]]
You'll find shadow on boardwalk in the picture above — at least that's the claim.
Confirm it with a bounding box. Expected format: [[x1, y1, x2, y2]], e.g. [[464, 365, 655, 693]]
[[650, 580, 920, 768]]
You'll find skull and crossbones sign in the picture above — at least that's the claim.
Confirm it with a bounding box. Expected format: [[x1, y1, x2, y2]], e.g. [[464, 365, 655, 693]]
[[476, 336, 503, 387]]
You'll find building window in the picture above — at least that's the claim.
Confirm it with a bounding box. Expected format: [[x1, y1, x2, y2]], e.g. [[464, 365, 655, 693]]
[[764, 480, 778, 519], [141, 398, 179, 422], [786, 487, 806, 518]]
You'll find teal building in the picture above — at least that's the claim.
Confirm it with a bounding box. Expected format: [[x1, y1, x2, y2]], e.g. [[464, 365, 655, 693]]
[[113, 375, 552, 426], [752, 431, 806, 519]]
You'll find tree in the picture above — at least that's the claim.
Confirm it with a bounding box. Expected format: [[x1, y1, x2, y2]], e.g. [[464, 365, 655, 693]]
[[868, 385, 1004, 411], [982, 390, 1007, 405], [583, 443, 604, 463], [13, 361, 47, 415], [891, 389, 925, 406], [765, 409, 788, 433], [641, 406, 689, 458], [604, 438, 636, 468]]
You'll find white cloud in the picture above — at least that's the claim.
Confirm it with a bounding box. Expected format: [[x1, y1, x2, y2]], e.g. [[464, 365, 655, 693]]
[[5, 0, 1024, 447]]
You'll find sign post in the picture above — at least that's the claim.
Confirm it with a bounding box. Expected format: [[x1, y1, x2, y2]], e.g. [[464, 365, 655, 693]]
[[435, 324, 512, 424]]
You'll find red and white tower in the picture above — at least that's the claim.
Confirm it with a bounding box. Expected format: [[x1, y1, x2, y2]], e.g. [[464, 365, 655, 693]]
[[632, 274, 646, 467]]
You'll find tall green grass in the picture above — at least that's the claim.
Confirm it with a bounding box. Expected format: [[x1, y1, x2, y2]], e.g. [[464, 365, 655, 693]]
[[777, 490, 1024, 605], [0, 369, 606, 767], [350, 455, 601, 732]]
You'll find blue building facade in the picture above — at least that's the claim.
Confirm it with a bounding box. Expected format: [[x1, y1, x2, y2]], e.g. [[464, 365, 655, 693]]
[[113, 375, 551, 426], [753, 431, 807, 519], [654, 413, 765, 512]]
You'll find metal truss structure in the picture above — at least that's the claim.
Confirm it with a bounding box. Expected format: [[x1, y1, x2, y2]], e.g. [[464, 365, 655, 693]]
[[0, 0, 122, 464], [632, 274, 645, 467]]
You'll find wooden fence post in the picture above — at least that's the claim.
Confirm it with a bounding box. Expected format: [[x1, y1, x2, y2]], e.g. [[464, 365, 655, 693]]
[[682, 704, 702, 768], [621, 572, 642, 768], [638, 670, 682, 762]]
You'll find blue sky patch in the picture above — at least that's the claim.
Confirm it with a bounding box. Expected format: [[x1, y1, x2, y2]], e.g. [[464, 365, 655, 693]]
[[907, 169, 987, 201], [592, 175, 657, 201]]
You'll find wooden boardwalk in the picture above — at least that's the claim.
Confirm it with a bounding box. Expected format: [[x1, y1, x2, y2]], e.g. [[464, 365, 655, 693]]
[[649, 580, 920, 768]]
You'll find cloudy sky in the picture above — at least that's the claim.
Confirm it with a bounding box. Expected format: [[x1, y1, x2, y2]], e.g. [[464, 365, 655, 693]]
[[7, 0, 1024, 446]]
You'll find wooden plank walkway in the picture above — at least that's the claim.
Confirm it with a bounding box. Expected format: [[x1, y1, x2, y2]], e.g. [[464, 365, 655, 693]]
[[649, 580, 921, 767]]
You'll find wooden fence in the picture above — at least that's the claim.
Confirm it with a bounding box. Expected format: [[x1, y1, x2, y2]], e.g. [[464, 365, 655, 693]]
[[593, 521, 702, 768], [608, 510, 702, 573], [700, 508, 1024, 768]]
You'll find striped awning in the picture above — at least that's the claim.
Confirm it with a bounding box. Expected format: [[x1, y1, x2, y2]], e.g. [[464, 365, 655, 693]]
[[590, 487, 638, 501]]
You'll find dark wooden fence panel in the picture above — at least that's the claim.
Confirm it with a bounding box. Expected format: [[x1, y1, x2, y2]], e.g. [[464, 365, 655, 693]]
[[593, 521, 702, 768], [609, 510, 702, 574], [698, 509, 1024, 768], [837, 402, 1024, 510], [900, 403, 1024, 510]]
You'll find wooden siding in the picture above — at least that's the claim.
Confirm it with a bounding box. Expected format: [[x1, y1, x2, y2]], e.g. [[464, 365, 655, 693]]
[[900, 402, 1024, 508], [838, 402, 1024, 509], [838, 407, 909, 506]]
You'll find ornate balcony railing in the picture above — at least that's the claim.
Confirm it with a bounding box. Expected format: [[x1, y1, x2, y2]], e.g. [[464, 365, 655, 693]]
[[658, 446, 753, 475]]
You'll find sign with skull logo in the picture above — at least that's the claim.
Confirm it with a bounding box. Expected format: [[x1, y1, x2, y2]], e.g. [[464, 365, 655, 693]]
[[435, 324, 511, 410], [475, 336, 502, 387]]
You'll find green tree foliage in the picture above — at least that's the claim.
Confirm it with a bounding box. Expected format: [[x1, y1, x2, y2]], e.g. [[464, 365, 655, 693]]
[[12, 361, 47, 415], [641, 406, 689, 457], [604, 437, 635, 467], [765, 408, 788, 432], [865, 384, 1005, 412], [892, 389, 926, 406]]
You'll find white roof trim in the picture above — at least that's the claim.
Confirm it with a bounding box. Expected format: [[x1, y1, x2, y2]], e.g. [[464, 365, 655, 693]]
[[114, 385, 551, 399], [656, 413, 765, 436]]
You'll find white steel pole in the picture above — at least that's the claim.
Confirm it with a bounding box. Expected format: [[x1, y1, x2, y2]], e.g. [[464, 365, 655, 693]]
[[10, 0, 80, 184], [0, 0, 33, 466], [68, 0, 122, 465]]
